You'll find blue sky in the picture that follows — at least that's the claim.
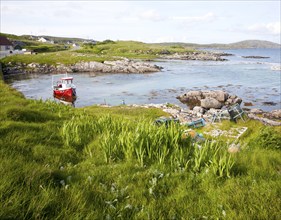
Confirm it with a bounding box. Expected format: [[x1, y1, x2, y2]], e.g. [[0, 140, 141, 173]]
[[1, 1, 280, 44]]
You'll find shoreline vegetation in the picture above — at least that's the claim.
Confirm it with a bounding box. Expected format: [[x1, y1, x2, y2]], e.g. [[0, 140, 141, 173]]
[[0, 74, 281, 219]]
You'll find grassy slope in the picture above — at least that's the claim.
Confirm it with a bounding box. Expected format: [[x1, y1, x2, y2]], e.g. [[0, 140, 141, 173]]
[[0, 79, 280, 219], [1, 51, 116, 66], [1, 40, 194, 66], [77, 40, 193, 59]]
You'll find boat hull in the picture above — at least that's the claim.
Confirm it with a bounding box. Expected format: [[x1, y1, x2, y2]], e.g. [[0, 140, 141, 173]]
[[53, 88, 76, 101]]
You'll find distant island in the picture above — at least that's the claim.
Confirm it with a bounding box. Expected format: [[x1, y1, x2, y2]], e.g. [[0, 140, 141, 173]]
[[154, 39, 281, 49]]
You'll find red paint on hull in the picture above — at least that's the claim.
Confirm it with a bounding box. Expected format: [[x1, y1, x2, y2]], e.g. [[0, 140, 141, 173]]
[[53, 88, 76, 100]]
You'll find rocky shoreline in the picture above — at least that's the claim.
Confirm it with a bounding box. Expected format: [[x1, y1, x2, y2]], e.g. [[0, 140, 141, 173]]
[[2, 51, 231, 75], [160, 51, 232, 61], [176, 90, 242, 109], [242, 56, 270, 59], [122, 90, 281, 126], [2, 59, 163, 75], [124, 103, 281, 126]]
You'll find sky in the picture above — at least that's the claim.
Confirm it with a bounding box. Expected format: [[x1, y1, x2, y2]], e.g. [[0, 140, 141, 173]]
[[0, 0, 280, 44]]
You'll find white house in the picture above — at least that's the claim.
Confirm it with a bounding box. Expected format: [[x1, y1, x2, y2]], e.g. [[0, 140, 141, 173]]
[[38, 37, 48, 43]]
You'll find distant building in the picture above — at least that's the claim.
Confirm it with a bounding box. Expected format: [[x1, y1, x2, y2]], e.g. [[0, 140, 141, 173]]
[[38, 37, 54, 44], [38, 37, 48, 43], [0, 36, 13, 52], [83, 40, 97, 44]]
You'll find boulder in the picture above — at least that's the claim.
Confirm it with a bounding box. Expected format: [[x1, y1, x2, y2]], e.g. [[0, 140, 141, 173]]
[[271, 109, 281, 119], [192, 106, 205, 114], [176, 91, 203, 109], [262, 109, 281, 119], [186, 91, 203, 99], [203, 90, 229, 102], [201, 97, 223, 109], [225, 95, 242, 106], [250, 108, 264, 114], [177, 90, 242, 110]]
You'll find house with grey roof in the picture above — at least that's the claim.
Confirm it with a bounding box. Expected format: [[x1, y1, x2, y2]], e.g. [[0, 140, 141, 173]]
[[0, 36, 14, 52]]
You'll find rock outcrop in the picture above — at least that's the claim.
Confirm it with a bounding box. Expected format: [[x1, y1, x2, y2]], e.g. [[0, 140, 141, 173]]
[[161, 51, 232, 61], [242, 56, 270, 59], [177, 90, 242, 109], [3, 59, 163, 75], [200, 97, 223, 109], [248, 108, 281, 126]]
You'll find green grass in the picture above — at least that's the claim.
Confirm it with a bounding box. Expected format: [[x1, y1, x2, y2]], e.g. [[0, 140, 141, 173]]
[[1, 51, 117, 66], [0, 80, 281, 219], [77, 40, 194, 59], [0, 40, 195, 67]]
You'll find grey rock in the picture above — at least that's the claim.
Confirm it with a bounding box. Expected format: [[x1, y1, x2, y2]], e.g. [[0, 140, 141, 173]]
[[263, 109, 281, 119], [250, 108, 264, 114], [201, 97, 223, 109], [248, 113, 281, 126], [225, 95, 242, 106], [161, 51, 228, 61], [271, 109, 281, 119], [177, 90, 239, 110], [192, 106, 205, 114], [203, 90, 229, 102]]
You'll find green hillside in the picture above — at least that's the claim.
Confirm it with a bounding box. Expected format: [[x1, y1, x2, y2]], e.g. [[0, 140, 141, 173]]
[[0, 38, 195, 65]]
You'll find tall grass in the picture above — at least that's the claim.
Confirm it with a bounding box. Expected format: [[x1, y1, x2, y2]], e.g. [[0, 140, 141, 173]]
[[61, 114, 235, 178]]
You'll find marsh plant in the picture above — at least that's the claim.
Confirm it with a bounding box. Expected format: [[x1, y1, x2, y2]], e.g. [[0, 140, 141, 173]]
[[61, 114, 235, 177]]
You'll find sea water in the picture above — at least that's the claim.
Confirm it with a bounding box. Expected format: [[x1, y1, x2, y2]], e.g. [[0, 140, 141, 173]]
[[4, 48, 281, 111]]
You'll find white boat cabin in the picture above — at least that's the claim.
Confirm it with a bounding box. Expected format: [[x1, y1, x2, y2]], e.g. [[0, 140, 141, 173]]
[[58, 77, 74, 89], [52, 74, 76, 90]]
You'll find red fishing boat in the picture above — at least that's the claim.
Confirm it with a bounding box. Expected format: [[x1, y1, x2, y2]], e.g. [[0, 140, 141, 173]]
[[52, 74, 77, 101]]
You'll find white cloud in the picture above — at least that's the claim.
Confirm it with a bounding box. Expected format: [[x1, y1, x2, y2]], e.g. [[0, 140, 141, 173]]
[[247, 22, 281, 35], [153, 36, 175, 43], [138, 9, 164, 21], [171, 12, 217, 23]]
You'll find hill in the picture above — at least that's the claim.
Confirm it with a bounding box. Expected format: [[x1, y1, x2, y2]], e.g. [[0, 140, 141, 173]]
[[0, 32, 92, 44], [153, 40, 281, 49], [1, 33, 280, 49]]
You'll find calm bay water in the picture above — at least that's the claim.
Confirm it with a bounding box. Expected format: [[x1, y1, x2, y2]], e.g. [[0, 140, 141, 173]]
[[4, 48, 281, 111]]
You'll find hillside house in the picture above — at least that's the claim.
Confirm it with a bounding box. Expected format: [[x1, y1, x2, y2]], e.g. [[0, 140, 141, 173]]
[[38, 37, 54, 44], [0, 36, 13, 52], [38, 37, 48, 43]]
